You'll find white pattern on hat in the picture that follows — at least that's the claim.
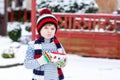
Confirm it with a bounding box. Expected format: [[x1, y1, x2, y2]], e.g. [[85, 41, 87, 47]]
[[37, 14, 57, 24]]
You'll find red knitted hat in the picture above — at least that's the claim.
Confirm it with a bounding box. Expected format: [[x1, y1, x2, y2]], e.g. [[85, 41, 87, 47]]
[[36, 8, 58, 34]]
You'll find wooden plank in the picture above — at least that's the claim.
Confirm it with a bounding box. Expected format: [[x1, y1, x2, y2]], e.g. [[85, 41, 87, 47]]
[[57, 31, 120, 58]]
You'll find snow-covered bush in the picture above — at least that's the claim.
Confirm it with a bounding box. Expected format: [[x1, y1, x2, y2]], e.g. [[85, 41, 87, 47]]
[[2, 52, 14, 58], [85, 2, 98, 13], [37, 0, 98, 13], [25, 25, 31, 32], [37, 1, 64, 12], [8, 23, 21, 42], [65, 2, 79, 13], [2, 47, 15, 58]]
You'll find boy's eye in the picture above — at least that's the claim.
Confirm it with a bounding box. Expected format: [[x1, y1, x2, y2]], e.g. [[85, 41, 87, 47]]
[[51, 28, 55, 30], [44, 26, 48, 29]]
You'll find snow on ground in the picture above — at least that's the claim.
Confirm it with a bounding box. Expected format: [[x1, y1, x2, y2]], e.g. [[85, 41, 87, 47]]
[[1, 36, 120, 80]]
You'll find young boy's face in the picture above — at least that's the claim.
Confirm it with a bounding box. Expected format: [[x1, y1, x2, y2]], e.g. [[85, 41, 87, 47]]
[[40, 24, 56, 39]]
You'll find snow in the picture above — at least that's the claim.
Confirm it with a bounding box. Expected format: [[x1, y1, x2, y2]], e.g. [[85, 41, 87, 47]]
[[0, 0, 120, 79], [0, 23, 120, 80], [0, 0, 4, 14]]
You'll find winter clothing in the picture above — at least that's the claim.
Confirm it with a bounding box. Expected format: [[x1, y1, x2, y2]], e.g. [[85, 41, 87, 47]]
[[36, 8, 58, 34], [24, 8, 67, 80], [33, 36, 66, 80], [24, 38, 66, 80]]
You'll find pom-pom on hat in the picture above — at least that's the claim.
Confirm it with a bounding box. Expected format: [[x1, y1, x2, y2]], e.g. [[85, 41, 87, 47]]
[[36, 8, 58, 34]]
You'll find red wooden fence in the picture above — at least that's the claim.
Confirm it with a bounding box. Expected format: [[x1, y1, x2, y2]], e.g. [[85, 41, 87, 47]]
[[53, 13, 120, 58], [53, 13, 120, 31]]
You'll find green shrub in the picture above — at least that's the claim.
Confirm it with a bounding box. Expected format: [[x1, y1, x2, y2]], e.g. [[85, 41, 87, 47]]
[[2, 47, 15, 58], [37, 1, 98, 13], [25, 25, 31, 32], [85, 2, 98, 13], [2, 53, 14, 58], [8, 24, 21, 42]]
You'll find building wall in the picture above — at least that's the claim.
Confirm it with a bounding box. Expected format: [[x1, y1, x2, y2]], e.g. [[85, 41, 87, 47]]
[[118, 0, 120, 9], [95, 0, 118, 13]]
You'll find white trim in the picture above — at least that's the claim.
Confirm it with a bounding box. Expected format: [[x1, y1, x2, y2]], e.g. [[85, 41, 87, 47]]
[[34, 44, 42, 49], [58, 48, 63, 53], [32, 74, 44, 80], [37, 14, 57, 24]]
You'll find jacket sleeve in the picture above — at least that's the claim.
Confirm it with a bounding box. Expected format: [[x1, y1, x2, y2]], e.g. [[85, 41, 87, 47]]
[[24, 41, 42, 69]]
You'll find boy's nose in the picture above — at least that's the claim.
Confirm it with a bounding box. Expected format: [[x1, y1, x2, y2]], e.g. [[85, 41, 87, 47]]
[[48, 29, 52, 32]]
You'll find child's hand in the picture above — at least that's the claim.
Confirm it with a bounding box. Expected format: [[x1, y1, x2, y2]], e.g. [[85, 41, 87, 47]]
[[37, 52, 51, 65], [49, 52, 67, 68], [37, 52, 67, 67], [42, 52, 51, 63], [56, 58, 66, 68]]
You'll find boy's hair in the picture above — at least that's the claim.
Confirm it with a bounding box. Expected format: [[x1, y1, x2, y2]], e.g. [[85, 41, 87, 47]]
[[36, 8, 58, 34]]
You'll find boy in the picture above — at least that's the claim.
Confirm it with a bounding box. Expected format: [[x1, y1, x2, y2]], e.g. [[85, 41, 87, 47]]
[[24, 8, 67, 80]]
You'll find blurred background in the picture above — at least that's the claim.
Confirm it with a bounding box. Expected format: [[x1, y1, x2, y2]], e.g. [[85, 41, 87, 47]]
[[0, 0, 120, 80]]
